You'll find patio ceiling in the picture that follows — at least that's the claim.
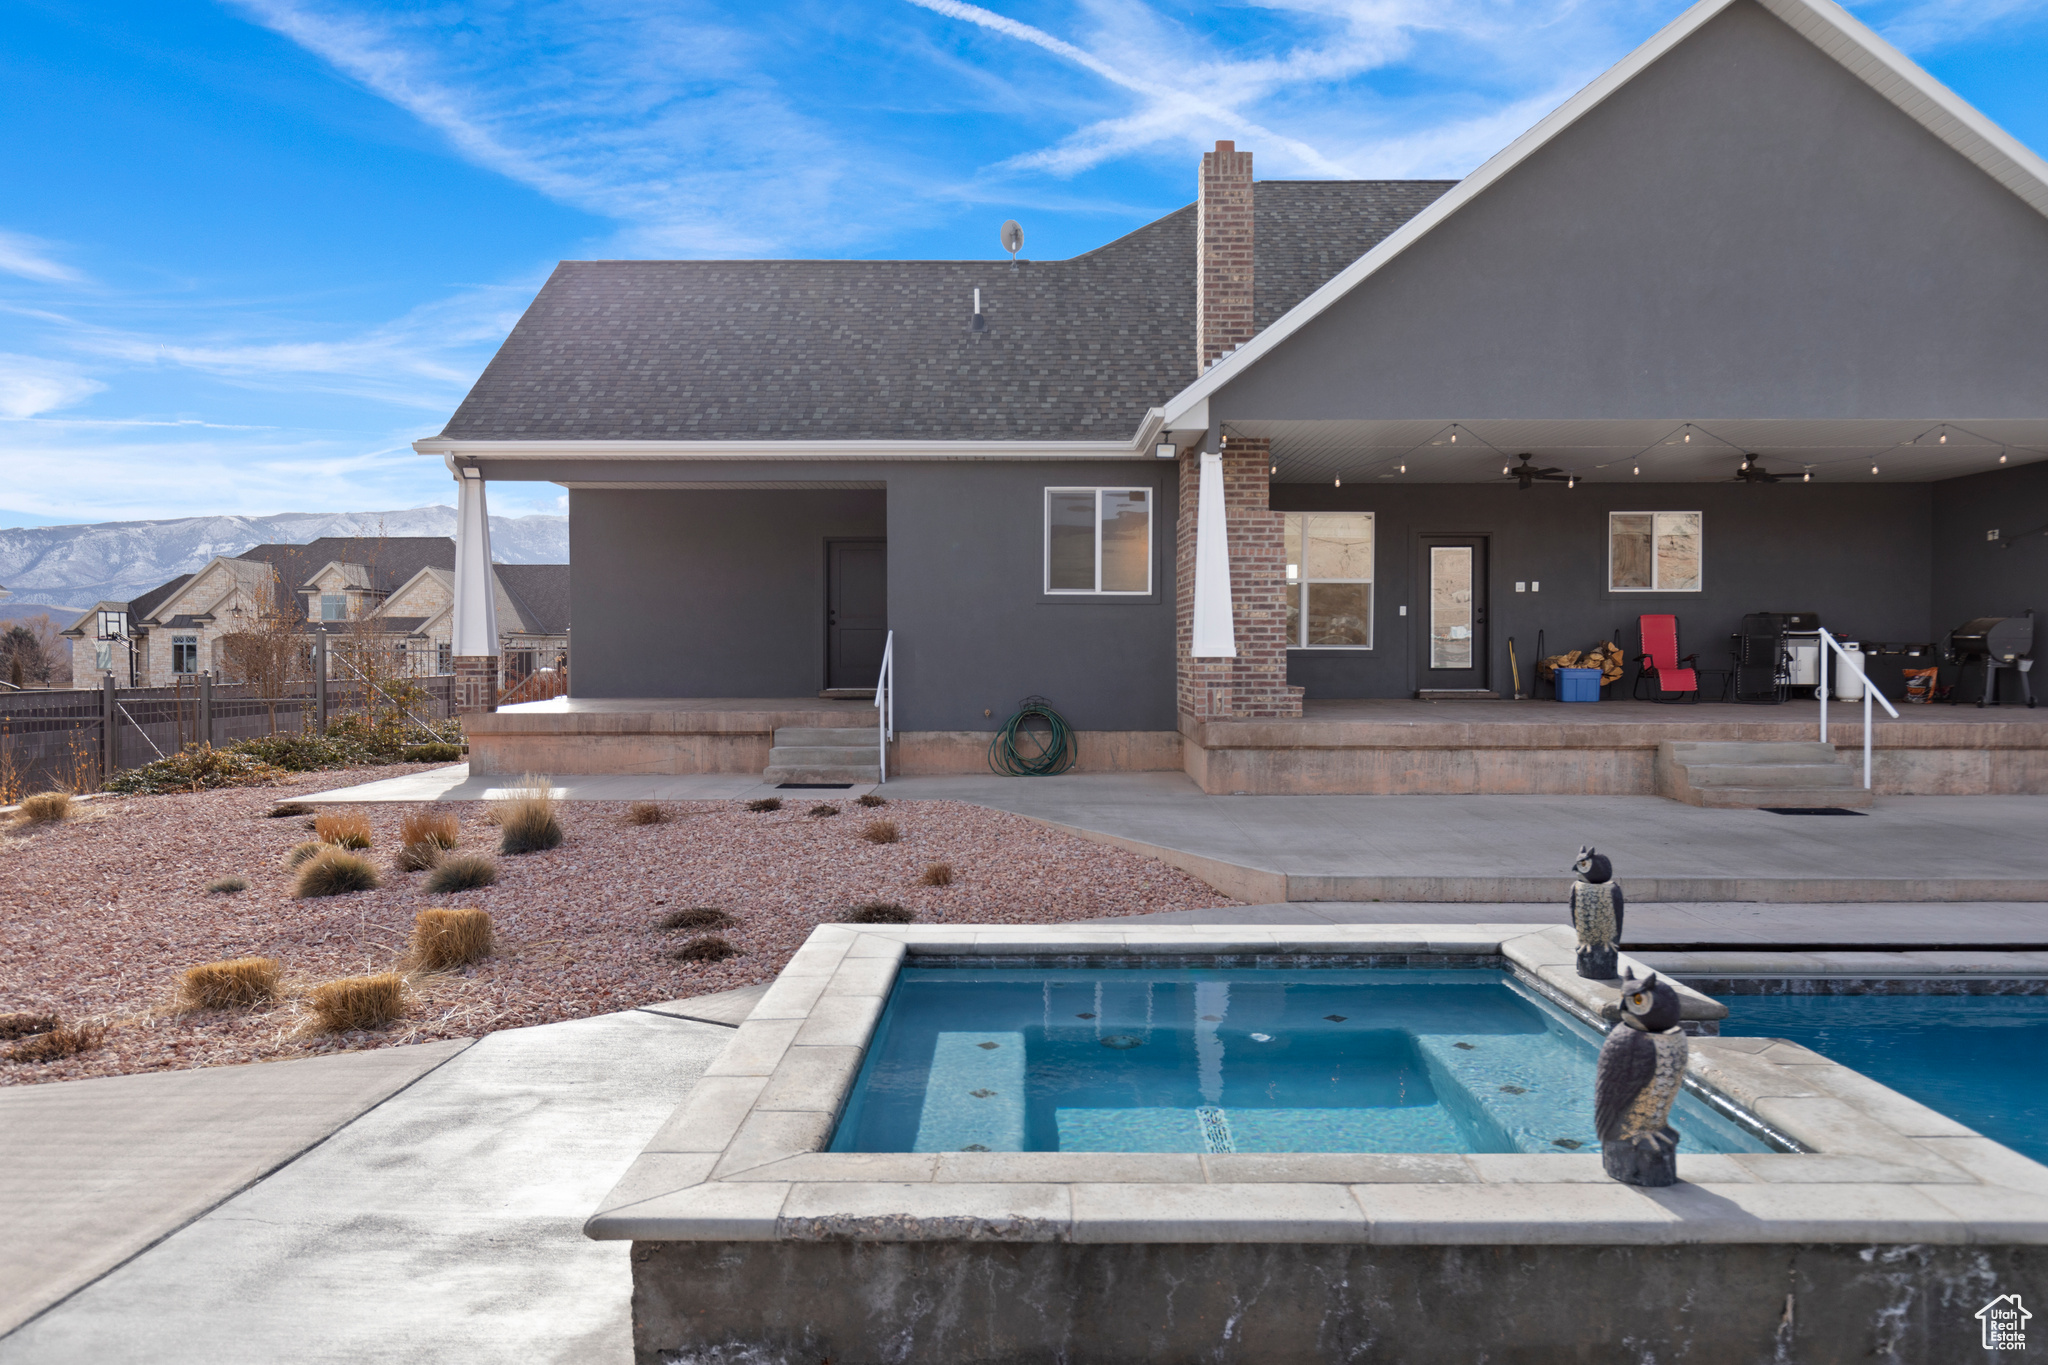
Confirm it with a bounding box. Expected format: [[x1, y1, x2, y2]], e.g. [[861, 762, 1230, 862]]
[[1235, 418, 2048, 485]]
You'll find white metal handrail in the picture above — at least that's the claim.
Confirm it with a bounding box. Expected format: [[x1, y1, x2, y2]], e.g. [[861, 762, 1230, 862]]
[[875, 630, 895, 783], [1817, 627, 1900, 790]]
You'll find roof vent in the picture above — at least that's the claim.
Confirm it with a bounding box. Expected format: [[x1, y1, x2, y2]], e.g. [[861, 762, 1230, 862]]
[[971, 287, 986, 333]]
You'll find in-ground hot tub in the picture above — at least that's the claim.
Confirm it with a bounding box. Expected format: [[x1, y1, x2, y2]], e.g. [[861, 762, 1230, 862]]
[[589, 924, 2048, 1364]]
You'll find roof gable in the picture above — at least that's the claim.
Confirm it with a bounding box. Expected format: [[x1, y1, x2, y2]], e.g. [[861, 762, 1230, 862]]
[[1170, 0, 2048, 427]]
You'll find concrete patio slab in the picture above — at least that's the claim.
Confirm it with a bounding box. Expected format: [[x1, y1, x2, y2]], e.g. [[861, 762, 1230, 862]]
[[0, 1039, 471, 1337], [638, 982, 771, 1027], [0, 1008, 731, 1364]]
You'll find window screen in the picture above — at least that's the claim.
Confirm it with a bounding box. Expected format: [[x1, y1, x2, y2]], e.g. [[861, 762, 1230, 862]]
[[1045, 488, 1152, 594]]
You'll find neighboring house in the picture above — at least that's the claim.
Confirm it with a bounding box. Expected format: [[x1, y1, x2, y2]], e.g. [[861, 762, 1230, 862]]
[[63, 536, 568, 688], [418, 0, 2048, 787]]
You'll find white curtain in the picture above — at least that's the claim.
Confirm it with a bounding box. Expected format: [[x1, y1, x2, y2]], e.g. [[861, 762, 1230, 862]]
[[1190, 451, 1237, 658]]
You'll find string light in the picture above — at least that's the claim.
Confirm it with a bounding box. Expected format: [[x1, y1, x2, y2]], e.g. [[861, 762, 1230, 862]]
[[2000, 450, 2009, 464], [1502, 463, 1511, 476], [1398, 463, 1407, 473], [1939, 430, 1948, 444], [1802, 470, 1811, 483], [1450, 426, 1458, 444], [1683, 427, 1691, 444], [1871, 464, 1881, 475], [1271, 464, 1277, 475], [1567, 475, 1577, 489], [1633, 464, 1640, 475], [1334, 476, 1341, 488]]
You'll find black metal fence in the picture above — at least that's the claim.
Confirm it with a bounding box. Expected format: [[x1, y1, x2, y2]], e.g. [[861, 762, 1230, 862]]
[[0, 674, 459, 800]]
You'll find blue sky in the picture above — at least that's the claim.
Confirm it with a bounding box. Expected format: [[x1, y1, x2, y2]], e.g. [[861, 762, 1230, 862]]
[[3, 0, 2045, 526]]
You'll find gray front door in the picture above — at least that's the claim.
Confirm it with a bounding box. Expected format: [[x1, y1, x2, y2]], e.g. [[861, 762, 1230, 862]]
[[1416, 535, 1488, 692], [826, 539, 888, 690]]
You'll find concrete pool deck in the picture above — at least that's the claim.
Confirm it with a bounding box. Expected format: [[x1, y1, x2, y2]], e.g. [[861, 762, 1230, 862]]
[[301, 767, 2048, 904]]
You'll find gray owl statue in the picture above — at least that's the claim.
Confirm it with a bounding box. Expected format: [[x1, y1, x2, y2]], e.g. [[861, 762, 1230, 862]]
[[1594, 971, 1688, 1187], [1568, 845, 1623, 980]]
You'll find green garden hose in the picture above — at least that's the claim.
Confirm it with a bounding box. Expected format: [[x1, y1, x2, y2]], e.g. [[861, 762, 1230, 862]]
[[987, 695, 1076, 776]]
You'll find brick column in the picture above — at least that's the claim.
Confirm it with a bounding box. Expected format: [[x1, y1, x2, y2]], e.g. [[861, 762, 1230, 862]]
[[1196, 141, 1255, 376], [1176, 437, 1303, 723], [453, 655, 498, 715]]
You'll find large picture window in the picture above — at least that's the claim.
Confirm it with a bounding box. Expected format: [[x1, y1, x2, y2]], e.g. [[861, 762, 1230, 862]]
[[1045, 487, 1151, 594], [1283, 512, 1374, 647], [1610, 512, 1703, 592]]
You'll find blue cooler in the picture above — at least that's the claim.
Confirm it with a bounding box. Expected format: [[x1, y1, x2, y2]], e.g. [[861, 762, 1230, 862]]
[[1556, 667, 1602, 703]]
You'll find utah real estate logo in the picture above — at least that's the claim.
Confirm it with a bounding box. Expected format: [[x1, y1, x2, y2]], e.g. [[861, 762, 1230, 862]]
[[1978, 1294, 2030, 1351]]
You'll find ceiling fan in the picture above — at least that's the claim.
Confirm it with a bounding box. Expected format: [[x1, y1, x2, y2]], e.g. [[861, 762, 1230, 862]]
[[1503, 453, 1569, 490], [1731, 456, 1793, 484]]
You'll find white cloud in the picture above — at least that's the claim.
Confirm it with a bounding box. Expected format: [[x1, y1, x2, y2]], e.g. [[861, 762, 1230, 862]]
[[0, 230, 88, 285], [0, 354, 106, 419], [1863, 0, 2048, 50]]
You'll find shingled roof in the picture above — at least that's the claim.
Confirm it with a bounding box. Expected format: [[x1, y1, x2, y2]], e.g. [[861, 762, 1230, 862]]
[[437, 181, 1453, 444]]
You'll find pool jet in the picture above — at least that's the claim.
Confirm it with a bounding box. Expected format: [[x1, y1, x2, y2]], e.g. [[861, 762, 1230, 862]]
[[1568, 845, 1624, 980], [1596, 971, 1687, 1187]]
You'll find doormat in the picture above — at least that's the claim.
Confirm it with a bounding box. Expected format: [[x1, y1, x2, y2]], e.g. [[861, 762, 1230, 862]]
[[1761, 807, 1868, 816], [776, 783, 854, 790]]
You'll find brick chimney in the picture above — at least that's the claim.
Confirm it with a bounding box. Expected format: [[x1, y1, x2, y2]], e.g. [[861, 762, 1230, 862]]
[[1196, 140, 1254, 376]]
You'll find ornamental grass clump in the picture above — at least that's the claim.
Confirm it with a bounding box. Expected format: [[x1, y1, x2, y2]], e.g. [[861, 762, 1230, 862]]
[[409, 907, 493, 971], [179, 957, 281, 1010], [855, 793, 887, 808], [4, 1020, 104, 1064], [744, 797, 781, 813], [494, 775, 563, 855], [314, 810, 372, 849], [294, 847, 380, 899], [16, 790, 71, 824], [283, 840, 325, 870], [918, 862, 954, 887], [424, 852, 498, 894], [0, 1012, 58, 1040], [670, 935, 741, 963], [206, 875, 249, 895], [398, 809, 460, 849], [658, 906, 736, 931], [394, 840, 442, 873], [846, 902, 915, 924], [266, 802, 313, 819], [861, 819, 900, 845], [807, 803, 840, 819], [308, 973, 404, 1032], [625, 802, 667, 825]]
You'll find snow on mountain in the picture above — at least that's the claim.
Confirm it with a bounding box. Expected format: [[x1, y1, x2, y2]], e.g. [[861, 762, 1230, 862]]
[[0, 507, 568, 610]]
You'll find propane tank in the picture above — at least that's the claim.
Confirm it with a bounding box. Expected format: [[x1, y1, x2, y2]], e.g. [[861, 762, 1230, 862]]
[[1834, 642, 1867, 701]]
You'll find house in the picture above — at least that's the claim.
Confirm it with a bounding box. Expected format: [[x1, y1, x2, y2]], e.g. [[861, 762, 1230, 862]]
[[420, 0, 2048, 793], [63, 536, 569, 690]]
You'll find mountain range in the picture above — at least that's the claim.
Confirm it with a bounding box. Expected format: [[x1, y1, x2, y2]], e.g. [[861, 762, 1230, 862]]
[[0, 507, 569, 615]]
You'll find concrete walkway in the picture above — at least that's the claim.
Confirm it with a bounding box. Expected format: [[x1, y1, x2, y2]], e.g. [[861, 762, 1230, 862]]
[[0, 1008, 732, 1363]]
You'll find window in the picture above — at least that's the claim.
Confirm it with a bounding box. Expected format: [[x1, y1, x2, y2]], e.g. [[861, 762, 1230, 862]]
[[1045, 488, 1151, 594], [436, 642, 452, 673], [320, 593, 347, 620], [1609, 512, 1703, 592], [172, 635, 199, 674], [1282, 513, 1374, 647], [93, 641, 113, 672]]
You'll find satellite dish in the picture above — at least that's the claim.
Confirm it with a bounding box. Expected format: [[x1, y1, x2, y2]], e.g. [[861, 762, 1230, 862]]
[[1001, 219, 1023, 259]]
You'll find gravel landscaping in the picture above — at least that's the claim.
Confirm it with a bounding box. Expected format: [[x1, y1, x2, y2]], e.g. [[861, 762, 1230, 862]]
[[0, 770, 1235, 1085]]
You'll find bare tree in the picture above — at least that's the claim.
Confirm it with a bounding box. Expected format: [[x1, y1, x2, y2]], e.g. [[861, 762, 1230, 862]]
[[218, 561, 309, 734]]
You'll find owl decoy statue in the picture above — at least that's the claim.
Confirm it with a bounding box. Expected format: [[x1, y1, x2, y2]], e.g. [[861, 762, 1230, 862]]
[[1594, 971, 1688, 1187], [1568, 845, 1624, 980]]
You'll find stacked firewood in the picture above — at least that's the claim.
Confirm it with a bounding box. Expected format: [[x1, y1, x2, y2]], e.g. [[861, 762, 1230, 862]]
[[1537, 640, 1626, 684]]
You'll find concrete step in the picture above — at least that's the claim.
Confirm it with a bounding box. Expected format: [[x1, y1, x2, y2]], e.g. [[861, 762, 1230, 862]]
[[773, 727, 879, 747], [1664, 741, 1839, 765], [1654, 739, 1870, 807], [769, 745, 880, 767], [1683, 784, 1875, 809], [1681, 763, 1863, 789], [764, 764, 883, 784]]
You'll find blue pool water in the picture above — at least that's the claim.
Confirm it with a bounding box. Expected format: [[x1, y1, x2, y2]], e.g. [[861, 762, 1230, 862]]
[[830, 966, 1772, 1155], [1719, 993, 2048, 1164]]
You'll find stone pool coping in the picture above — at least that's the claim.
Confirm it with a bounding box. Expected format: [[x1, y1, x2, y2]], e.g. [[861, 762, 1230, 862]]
[[586, 923, 2048, 1246]]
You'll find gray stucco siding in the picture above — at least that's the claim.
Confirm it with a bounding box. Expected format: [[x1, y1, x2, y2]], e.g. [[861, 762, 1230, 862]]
[[1213, 0, 2048, 425], [1277, 481, 1934, 699], [1931, 462, 2048, 674]]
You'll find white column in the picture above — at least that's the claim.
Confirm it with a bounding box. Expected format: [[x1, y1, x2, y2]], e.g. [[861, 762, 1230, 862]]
[[1190, 450, 1237, 658], [452, 470, 499, 654]]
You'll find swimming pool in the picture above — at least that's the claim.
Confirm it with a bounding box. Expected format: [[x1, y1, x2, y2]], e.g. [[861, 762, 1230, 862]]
[[1718, 992, 2048, 1163], [831, 965, 1771, 1156]]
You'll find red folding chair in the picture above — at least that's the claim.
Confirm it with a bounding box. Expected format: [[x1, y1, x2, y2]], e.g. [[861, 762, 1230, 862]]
[[1633, 615, 1701, 703]]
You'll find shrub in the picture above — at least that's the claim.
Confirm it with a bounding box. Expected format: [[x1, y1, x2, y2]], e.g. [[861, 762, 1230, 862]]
[[846, 902, 915, 924], [861, 819, 900, 845], [17, 790, 71, 823], [808, 803, 840, 818], [745, 797, 782, 813], [105, 745, 289, 796], [179, 957, 281, 1010], [314, 810, 372, 849], [410, 907, 493, 971], [308, 973, 403, 1032], [0, 1012, 57, 1040], [670, 935, 741, 963], [495, 775, 563, 855], [293, 848, 380, 898], [4, 1020, 104, 1064], [856, 793, 887, 808], [394, 841, 442, 873], [398, 809, 460, 850], [626, 802, 667, 825], [266, 802, 313, 819], [402, 742, 466, 762], [918, 862, 954, 887], [206, 875, 249, 894], [424, 853, 498, 894], [283, 840, 326, 869], [658, 906, 736, 930]]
